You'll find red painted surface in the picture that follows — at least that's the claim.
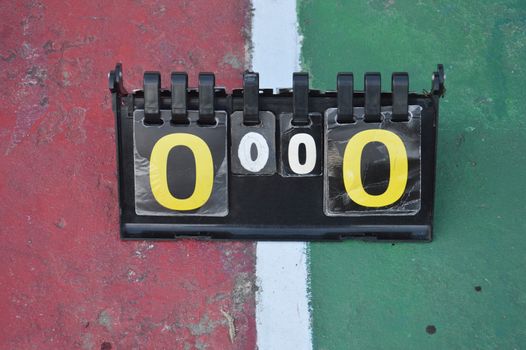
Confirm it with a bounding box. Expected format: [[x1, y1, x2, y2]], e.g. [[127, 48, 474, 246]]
[[0, 1, 255, 349]]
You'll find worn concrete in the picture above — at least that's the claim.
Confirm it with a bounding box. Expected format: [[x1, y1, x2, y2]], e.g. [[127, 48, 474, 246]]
[[299, 0, 526, 349], [0, 1, 256, 349]]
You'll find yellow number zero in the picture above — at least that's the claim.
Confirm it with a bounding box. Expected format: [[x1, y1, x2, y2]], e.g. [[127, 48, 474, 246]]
[[343, 129, 408, 207], [149, 133, 214, 211]]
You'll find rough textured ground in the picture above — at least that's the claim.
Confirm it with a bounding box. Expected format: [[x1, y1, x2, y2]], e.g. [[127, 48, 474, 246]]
[[0, 1, 256, 349], [300, 0, 526, 349]]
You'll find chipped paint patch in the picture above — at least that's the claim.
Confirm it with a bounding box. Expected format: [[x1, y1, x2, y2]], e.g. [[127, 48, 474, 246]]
[[221, 52, 243, 70], [97, 310, 113, 331]]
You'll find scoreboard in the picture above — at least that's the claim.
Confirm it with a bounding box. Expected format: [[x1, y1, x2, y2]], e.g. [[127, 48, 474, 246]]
[[109, 64, 445, 241]]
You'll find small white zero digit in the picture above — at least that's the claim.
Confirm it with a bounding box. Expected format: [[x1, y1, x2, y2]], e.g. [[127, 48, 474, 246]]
[[288, 133, 316, 174], [238, 132, 270, 172]]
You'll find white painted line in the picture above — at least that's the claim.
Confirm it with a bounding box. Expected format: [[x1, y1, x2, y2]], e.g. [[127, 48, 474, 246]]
[[251, 1, 312, 349], [255, 242, 311, 350], [251, 0, 302, 88]]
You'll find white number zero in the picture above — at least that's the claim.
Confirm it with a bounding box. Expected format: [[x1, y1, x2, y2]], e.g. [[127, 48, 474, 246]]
[[237, 132, 270, 172], [288, 133, 316, 174]]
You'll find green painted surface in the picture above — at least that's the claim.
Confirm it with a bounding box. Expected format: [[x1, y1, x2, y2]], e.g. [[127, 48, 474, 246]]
[[299, 1, 526, 349]]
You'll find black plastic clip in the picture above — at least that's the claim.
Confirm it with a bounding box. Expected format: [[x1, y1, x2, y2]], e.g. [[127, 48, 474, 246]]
[[391, 72, 409, 121], [364, 72, 381, 122], [198, 73, 215, 125], [243, 72, 260, 126], [337, 73, 354, 123], [431, 64, 446, 97], [171, 72, 188, 124], [108, 63, 127, 95], [293, 72, 309, 125], [143, 71, 161, 124]]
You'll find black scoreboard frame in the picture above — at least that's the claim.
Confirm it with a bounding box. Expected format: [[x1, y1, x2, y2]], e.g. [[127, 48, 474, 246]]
[[109, 64, 445, 241]]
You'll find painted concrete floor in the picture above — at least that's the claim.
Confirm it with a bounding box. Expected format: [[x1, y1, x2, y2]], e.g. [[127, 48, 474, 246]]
[[0, 1, 255, 349]]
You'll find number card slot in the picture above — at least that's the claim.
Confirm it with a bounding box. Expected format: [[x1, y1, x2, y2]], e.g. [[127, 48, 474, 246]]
[[243, 72, 260, 126], [364, 73, 382, 123], [198, 73, 216, 125], [392, 73, 409, 122], [337, 73, 354, 124], [324, 105, 422, 216], [231, 111, 276, 175], [143, 72, 161, 124], [171, 72, 188, 124], [133, 110, 228, 216], [293, 73, 310, 126], [280, 113, 323, 177]]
